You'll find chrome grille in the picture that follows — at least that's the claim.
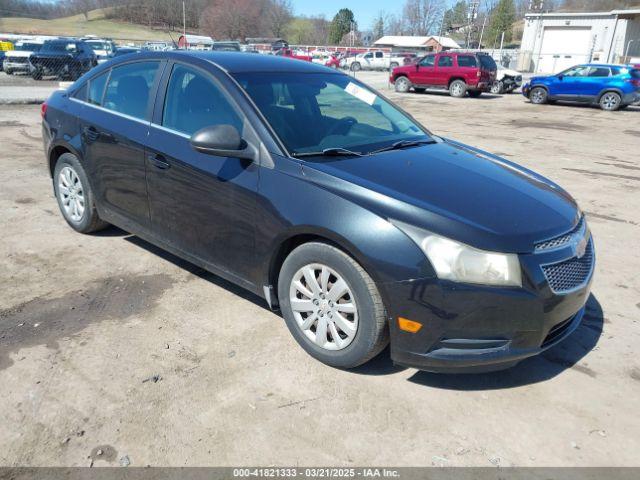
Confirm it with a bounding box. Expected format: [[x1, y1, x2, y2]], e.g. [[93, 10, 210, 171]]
[[535, 217, 584, 251], [542, 238, 594, 293]]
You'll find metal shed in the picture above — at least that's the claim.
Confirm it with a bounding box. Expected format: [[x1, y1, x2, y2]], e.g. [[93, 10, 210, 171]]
[[519, 9, 640, 73]]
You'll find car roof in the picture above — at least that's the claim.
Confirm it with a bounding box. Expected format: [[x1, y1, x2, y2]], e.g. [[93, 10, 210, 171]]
[[112, 50, 338, 74]]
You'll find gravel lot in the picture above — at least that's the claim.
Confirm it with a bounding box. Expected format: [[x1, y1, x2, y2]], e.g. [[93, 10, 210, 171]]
[[1, 71, 639, 467]]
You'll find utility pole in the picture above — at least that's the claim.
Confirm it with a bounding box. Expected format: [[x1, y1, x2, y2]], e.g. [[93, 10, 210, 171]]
[[467, 0, 480, 48], [182, 1, 186, 41]]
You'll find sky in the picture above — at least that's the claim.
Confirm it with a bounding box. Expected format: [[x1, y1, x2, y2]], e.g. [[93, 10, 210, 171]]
[[292, 0, 456, 32]]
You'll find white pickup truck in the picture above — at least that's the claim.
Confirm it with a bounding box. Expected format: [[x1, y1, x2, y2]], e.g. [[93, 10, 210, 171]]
[[343, 50, 411, 72], [3, 39, 45, 75]]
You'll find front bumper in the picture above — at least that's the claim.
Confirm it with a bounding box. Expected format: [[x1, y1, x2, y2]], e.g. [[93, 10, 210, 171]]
[[3, 61, 30, 72], [383, 226, 594, 373]]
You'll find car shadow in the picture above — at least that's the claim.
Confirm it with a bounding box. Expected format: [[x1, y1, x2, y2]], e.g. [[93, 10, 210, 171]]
[[406, 294, 604, 390], [124, 235, 269, 309], [416, 90, 502, 100]]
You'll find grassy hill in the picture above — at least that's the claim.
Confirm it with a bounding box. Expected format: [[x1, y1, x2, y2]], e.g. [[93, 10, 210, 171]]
[[0, 8, 175, 44]]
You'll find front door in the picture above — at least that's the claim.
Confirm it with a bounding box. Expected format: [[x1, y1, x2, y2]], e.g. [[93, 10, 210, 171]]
[[79, 61, 162, 229], [145, 62, 259, 282], [413, 54, 436, 86]]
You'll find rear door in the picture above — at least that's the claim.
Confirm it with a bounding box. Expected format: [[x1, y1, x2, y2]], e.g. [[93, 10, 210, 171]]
[[145, 62, 259, 282], [78, 60, 163, 230], [434, 54, 454, 87], [374, 51, 385, 69]]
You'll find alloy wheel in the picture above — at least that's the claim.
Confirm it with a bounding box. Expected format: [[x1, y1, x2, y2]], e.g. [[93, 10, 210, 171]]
[[289, 263, 358, 351], [531, 89, 545, 104], [601, 93, 619, 111], [451, 82, 464, 96], [58, 166, 85, 222]]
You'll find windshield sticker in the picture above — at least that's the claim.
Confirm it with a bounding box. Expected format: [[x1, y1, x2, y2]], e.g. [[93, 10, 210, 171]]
[[345, 82, 377, 105]]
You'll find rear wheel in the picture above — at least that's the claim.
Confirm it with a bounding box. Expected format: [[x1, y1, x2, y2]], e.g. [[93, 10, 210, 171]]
[[53, 153, 109, 234], [389, 62, 399, 69], [394, 76, 411, 93], [350, 62, 361, 72], [278, 242, 389, 369], [530, 87, 548, 105], [599, 91, 621, 111], [449, 79, 467, 98]]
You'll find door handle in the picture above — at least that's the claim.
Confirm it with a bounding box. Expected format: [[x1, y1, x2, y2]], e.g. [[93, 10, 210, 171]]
[[148, 153, 170, 170], [83, 125, 99, 142]]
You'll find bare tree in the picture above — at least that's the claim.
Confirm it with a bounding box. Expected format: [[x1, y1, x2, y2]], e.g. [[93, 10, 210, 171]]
[[267, 0, 293, 37], [402, 0, 446, 36]]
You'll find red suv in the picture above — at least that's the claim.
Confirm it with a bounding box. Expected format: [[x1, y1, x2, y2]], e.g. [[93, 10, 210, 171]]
[[390, 52, 497, 98]]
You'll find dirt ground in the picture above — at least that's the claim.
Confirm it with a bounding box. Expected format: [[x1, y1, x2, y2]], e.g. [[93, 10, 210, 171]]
[[1, 71, 639, 467]]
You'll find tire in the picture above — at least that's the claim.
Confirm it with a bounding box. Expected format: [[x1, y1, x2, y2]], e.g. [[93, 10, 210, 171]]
[[389, 62, 399, 69], [31, 68, 43, 80], [5, 69, 13, 75], [468, 90, 482, 98], [529, 86, 548, 105], [350, 62, 361, 72], [449, 79, 467, 98], [278, 242, 389, 369], [53, 153, 109, 234], [394, 76, 411, 93], [414, 87, 426, 93], [599, 91, 622, 111], [490, 81, 503, 94]]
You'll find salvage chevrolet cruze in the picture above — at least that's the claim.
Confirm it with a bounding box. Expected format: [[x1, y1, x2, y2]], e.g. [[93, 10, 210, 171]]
[[42, 52, 595, 373]]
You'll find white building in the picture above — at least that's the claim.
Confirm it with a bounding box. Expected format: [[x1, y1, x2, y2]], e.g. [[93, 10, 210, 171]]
[[519, 9, 640, 73]]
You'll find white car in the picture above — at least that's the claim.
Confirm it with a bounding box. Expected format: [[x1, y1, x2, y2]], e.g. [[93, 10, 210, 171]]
[[3, 39, 45, 74], [343, 50, 406, 72], [83, 38, 115, 64], [492, 67, 523, 94]]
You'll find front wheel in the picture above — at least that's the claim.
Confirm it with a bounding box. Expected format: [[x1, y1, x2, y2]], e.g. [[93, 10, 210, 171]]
[[490, 81, 503, 94], [31, 68, 43, 80], [53, 153, 109, 233], [5, 69, 13, 75], [529, 87, 548, 104], [599, 92, 622, 111], [278, 242, 389, 369], [394, 76, 411, 93]]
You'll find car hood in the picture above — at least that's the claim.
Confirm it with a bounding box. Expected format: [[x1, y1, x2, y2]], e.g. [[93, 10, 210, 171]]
[[303, 139, 579, 253], [5, 51, 33, 58], [498, 68, 521, 77]]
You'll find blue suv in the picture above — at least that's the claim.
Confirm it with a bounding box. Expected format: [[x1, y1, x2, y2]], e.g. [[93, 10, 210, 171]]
[[523, 63, 640, 111]]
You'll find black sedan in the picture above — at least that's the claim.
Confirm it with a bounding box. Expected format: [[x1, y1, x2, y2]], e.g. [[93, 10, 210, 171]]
[[41, 51, 594, 373]]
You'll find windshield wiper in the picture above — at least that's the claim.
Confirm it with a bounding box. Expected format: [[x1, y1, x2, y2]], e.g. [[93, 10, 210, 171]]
[[369, 139, 437, 155], [292, 147, 364, 158]]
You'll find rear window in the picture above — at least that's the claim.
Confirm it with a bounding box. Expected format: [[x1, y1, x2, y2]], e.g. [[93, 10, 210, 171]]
[[478, 55, 497, 70], [43, 42, 78, 53], [457, 55, 477, 67], [103, 61, 159, 119]]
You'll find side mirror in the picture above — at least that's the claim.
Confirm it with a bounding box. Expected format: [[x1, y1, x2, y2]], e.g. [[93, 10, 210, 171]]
[[190, 124, 256, 160], [557, 74, 564, 80]]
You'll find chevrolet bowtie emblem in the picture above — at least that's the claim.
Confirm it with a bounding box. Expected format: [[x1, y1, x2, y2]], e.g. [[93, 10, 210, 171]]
[[575, 236, 587, 259]]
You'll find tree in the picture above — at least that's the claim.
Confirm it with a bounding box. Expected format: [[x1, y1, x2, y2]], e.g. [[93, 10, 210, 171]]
[[328, 8, 355, 45], [402, 0, 446, 36], [442, 0, 467, 33], [372, 11, 385, 40], [487, 0, 516, 44], [267, 0, 293, 37]]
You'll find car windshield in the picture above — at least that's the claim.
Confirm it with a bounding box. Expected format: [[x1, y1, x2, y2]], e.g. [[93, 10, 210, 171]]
[[87, 41, 108, 51], [233, 72, 430, 156], [43, 42, 77, 53], [16, 43, 42, 51]]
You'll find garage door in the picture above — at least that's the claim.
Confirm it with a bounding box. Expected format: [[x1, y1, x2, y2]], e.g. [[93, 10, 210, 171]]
[[537, 27, 592, 73]]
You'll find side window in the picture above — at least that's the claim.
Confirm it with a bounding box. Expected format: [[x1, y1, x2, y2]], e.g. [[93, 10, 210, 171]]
[[72, 82, 88, 102], [375, 51, 383, 58], [457, 55, 476, 67], [162, 64, 243, 136], [419, 55, 435, 67], [103, 61, 159, 120], [364, 53, 373, 59], [587, 67, 610, 77], [437, 56, 453, 67], [88, 71, 108, 105]]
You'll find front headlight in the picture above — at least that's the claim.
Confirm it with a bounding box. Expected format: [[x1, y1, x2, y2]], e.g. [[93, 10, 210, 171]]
[[393, 220, 522, 287]]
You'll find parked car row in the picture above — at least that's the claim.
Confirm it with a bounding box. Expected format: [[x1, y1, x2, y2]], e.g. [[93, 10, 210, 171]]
[[386, 51, 640, 111]]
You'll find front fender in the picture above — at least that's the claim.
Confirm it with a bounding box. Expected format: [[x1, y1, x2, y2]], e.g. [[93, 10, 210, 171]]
[[255, 155, 434, 291]]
